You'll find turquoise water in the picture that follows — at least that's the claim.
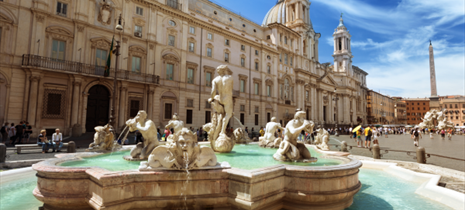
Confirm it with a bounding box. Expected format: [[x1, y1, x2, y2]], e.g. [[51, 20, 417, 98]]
[[347, 168, 452, 210], [0, 168, 453, 210], [60, 144, 342, 171], [0, 175, 42, 210]]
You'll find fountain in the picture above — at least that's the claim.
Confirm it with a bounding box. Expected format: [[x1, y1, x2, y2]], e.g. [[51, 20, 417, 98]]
[[417, 109, 455, 130], [314, 127, 330, 151], [30, 65, 367, 210], [86, 123, 122, 152]]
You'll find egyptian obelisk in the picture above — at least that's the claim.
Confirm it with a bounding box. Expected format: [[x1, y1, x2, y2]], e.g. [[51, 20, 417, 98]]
[[429, 41, 440, 110]]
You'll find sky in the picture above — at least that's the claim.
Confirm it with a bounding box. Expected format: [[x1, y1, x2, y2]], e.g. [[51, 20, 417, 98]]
[[210, 0, 465, 98]]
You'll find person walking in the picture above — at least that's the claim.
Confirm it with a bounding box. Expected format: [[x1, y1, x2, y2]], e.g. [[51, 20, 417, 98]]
[[37, 130, 51, 153], [440, 129, 446, 140], [356, 129, 362, 147], [349, 127, 353, 139], [8, 123, 15, 145], [412, 128, 422, 147], [52, 128, 63, 152], [24, 122, 32, 143], [1, 122, 9, 143], [364, 127, 372, 148], [447, 129, 453, 140], [372, 127, 379, 145]]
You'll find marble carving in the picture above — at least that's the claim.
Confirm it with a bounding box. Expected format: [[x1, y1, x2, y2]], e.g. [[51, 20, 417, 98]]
[[314, 128, 330, 151], [203, 65, 235, 153], [98, 0, 112, 25], [259, 117, 284, 148], [233, 116, 251, 144], [88, 124, 121, 151], [273, 110, 317, 162], [125, 110, 159, 160], [139, 127, 219, 170], [417, 109, 454, 130], [165, 113, 184, 143]]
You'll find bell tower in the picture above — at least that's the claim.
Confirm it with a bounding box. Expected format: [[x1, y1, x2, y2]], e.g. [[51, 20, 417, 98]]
[[332, 14, 353, 75]]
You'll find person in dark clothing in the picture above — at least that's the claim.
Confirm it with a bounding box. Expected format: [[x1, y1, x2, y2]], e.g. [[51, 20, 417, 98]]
[[203, 131, 208, 141], [14, 121, 24, 144], [24, 122, 33, 143]]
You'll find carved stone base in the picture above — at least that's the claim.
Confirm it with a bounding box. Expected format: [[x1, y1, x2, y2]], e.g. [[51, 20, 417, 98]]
[[212, 134, 234, 153], [123, 155, 146, 161], [139, 161, 231, 171], [85, 144, 122, 153], [273, 142, 317, 162]]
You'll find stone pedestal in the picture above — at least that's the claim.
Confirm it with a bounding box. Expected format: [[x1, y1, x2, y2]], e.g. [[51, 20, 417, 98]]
[[67, 141, 76, 153]]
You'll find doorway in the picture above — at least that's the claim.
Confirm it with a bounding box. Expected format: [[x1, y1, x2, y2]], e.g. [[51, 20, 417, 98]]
[[86, 85, 110, 132]]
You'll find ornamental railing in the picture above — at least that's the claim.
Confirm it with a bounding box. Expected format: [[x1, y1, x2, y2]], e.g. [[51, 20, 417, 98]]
[[167, 0, 182, 11], [22, 54, 159, 84]]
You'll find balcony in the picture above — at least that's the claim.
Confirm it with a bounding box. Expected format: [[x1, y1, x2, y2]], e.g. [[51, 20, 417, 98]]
[[167, 0, 182, 11], [22, 54, 159, 84]]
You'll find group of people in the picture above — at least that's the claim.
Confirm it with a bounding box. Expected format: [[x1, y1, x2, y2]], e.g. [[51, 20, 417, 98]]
[[350, 126, 380, 148], [0, 121, 33, 145], [37, 128, 64, 153]]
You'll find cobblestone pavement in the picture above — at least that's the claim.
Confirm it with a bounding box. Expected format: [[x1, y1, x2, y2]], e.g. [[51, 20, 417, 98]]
[[328, 134, 465, 172]]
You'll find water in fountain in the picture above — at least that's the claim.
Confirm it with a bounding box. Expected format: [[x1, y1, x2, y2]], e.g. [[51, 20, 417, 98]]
[[178, 151, 190, 210], [110, 125, 129, 156]]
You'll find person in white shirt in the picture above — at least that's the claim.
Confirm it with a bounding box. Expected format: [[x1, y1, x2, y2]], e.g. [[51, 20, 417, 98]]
[[52, 128, 63, 152]]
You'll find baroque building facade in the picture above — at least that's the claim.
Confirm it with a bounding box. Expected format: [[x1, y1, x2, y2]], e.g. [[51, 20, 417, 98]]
[[0, 0, 367, 136]]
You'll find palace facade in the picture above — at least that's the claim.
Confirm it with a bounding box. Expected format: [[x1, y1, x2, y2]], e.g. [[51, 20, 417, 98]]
[[0, 0, 368, 136]]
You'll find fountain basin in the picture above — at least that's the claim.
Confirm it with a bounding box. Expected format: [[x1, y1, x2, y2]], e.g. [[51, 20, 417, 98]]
[[32, 146, 362, 210]]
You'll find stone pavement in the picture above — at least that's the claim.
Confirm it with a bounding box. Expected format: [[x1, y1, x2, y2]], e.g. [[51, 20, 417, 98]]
[[328, 133, 465, 172]]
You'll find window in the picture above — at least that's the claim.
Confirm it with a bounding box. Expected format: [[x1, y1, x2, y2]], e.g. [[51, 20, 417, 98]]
[[255, 114, 259, 125], [423, 107, 425, 110], [455, 104, 458, 108], [166, 64, 174, 80], [188, 42, 194, 52], [56, 2, 68, 16], [51, 40, 66, 60], [187, 99, 194, 107], [279, 54, 282, 62], [407, 103, 409, 105], [205, 100, 211, 109], [207, 33, 213, 40], [131, 56, 141, 73], [449, 104, 452, 108], [240, 105, 245, 112], [255, 50, 259, 55], [284, 54, 288, 65], [417, 107, 420, 110], [462, 104, 465, 108], [423, 103, 425, 105], [225, 39, 230, 46], [169, 20, 176, 26], [241, 58, 245, 67], [186, 110, 193, 124], [284, 36, 287, 44], [164, 103, 172, 119], [134, 25, 142, 37], [136, 6, 143, 15], [44, 91, 64, 117], [290, 40, 293, 48], [187, 68, 194, 84], [254, 83, 259, 95], [255, 106, 259, 113], [168, 35, 175, 46], [290, 56, 293, 66], [255, 62, 259, 71], [417, 103, 420, 105], [189, 26, 195, 34], [206, 72, 212, 87], [407, 107, 409, 110], [130, 100, 140, 118], [205, 111, 211, 123], [267, 66, 271, 74], [207, 47, 212, 57], [95, 49, 108, 66], [241, 45, 245, 51], [306, 91, 309, 101], [224, 53, 229, 62], [240, 113, 245, 125], [267, 35, 270, 40], [240, 79, 246, 93]]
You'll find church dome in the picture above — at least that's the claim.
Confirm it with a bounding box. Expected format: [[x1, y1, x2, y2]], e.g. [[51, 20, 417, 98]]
[[261, 0, 287, 27]]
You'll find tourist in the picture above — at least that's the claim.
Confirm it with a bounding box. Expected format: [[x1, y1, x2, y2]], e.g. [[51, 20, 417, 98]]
[[429, 131, 433, 139], [52, 128, 63, 152], [164, 128, 170, 141], [24, 122, 32, 143], [199, 127, 204, 141], [157, 128, 161, 141], [37, 130, 50, 153], [356, 129, 362, 147], [412, 128, 422, 147], [203, 129, 208, 141], [372, 127, 379, 145], [364, 127, 372, 148], [8, 123, 15, 144], [277, 129, 282, 140], [245, 127, 249, 134], [259, 127, 265, 137], [447, 129, 452, 140], [14, 121, 24, 144], [1, 122, 9, 143], [384, 127, 388, 138], [349, 127, 353, 138], [440, 129, 445, 140]]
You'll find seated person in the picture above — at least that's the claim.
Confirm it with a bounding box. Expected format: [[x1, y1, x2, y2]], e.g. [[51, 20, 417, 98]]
[[37, 130, 51, 153], [52, 128, 63, 152]]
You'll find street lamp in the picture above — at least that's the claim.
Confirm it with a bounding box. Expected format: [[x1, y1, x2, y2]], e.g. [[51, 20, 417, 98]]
[[109, 14, 124, 131]]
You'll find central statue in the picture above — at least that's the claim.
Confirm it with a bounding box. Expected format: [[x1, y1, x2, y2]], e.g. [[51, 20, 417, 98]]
[[203, 65, 235, 153], [273, 110, 317, 162]]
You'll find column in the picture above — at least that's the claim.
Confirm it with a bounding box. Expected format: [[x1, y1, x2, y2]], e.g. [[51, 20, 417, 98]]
[[71, 81, 81, 126], [81, 93, 89, 134], [318, 90, 323, 123], [296, 2, 301, 20], [307, 8, 310, 25], [119, 86, 127, 129], [148, 88, 154, 120], [352, 99, 357, 124], [285, 5, 289, 23], [312, 87, 316, 122], [329, 93, 333, 123], [27, 76, 40, 125]]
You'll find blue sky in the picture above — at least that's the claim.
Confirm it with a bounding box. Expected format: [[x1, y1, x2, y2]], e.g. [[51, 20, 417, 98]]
[[211, 0, 465, 98]]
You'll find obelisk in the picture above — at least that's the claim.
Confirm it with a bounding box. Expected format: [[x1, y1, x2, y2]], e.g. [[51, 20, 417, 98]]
[[429, 41, 440, 111]]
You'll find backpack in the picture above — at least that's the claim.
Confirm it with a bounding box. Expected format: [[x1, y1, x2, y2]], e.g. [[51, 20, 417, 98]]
[[367, 129, 372, 136], [414, 131, 419, 137], [0, 126, 5, 133]]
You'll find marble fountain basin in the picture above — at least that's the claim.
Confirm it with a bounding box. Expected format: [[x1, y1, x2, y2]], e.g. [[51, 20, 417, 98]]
[[32, 145, 362, 210]]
